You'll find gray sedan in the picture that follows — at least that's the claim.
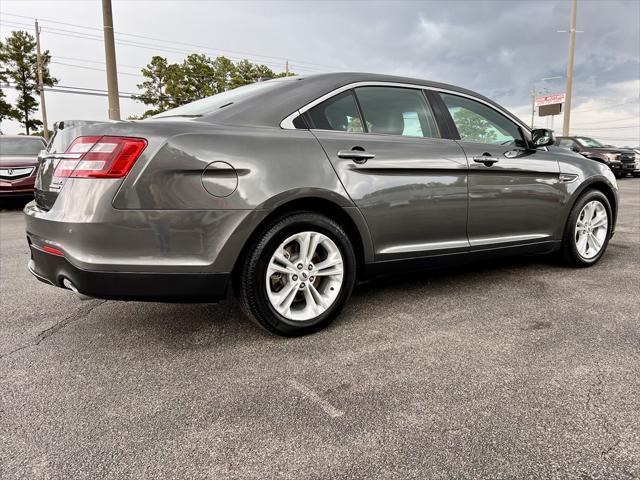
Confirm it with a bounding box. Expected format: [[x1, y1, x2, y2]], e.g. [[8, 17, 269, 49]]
[[25, 73, 618, 336]]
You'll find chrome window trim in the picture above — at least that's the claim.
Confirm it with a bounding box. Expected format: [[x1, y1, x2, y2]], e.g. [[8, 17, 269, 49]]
[[280, 81, 531, 135]]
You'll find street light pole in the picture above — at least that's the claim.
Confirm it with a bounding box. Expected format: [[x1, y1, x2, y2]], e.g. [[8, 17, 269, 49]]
[[102, 0, 120, 120], [34, 20, 49, 140], [562, 0, 578, 136]]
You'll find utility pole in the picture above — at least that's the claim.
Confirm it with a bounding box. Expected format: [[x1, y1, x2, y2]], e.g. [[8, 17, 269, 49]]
[[34, 20, 49, 140], [562, 0, 578, 136], [285, 60, 289, 75], [102, 0, 120, 120], [531, 86, 536, 129]]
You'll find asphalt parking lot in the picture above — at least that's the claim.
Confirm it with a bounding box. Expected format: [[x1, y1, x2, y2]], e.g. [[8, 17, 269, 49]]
[[1, 179, 639, 480]]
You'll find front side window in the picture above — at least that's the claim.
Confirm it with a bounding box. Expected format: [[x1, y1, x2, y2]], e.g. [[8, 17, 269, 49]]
[[440, 93, 524, 146], [306, 91, 364, 133], [354, 87, 439, 138]]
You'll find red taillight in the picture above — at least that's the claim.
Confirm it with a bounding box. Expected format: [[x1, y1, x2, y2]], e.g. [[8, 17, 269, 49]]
[[42, 245, 65, 256], [54, 136, 147, 178]]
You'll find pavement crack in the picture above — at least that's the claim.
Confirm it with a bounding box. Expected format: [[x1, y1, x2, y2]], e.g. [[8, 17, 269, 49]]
[[0, 300, 107, 361], [584, 363, 623, 462]]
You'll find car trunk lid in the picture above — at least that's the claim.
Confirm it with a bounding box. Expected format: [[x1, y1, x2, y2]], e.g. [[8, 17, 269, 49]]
[[35, 120, 112, 210]]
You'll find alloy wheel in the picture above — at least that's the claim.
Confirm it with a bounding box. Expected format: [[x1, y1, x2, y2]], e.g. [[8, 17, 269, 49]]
[[575, 200, 608, 259], [265, 231, 344, 321]]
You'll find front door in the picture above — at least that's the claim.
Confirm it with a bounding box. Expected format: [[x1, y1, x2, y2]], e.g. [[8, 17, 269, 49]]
[[438, 92, 562, 248], [307, 86, 469, 261]]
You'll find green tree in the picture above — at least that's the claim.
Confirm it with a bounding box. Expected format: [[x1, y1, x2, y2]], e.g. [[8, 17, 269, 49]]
[[133, 54, 293, 118], [231, 59, 275, 88], [453, 109, 498, 144], [0, 67, 17, 127], [0, 41, 18, 129], [132, 56, 182, 117], [210, 55, 236, 93], [173, 54, 217, 105], [0, 31, 57, 134]]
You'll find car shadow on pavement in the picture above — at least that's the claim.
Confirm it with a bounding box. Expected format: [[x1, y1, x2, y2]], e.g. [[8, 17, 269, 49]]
[[352, 254, 561, 299], [98, 253, 565, 353], [0, 197, 32, 211]]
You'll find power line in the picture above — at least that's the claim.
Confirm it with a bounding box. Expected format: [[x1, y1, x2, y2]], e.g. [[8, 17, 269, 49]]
[[572, 125, 639, 131], [50, 61, 144, 77], [1, 19, 324, 73], [571, 100, 640, 114], [3, 83, 136, 99], [571, 116, 640, 126], [55, 55, 143, 71], [1, 11, 342, 71]]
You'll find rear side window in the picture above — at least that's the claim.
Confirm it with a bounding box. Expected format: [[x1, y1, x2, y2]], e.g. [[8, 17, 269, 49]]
[[306, 91, 364, 133], [354, 86, 439, 138], [440, 93, 524, 146]]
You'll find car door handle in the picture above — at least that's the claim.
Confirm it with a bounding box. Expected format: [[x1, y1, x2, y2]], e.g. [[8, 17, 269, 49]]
[[337, 150, 375, 164], [472, 154, 500, 166]]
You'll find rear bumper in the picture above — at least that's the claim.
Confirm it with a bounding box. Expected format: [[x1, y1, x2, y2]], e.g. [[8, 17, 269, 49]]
[[27, 243, 230, 302]]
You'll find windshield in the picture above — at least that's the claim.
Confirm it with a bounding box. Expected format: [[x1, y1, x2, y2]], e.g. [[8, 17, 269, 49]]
[[152, 80, 287, 118], [576, 137, 604, 148], [0, 137, 45, 155]]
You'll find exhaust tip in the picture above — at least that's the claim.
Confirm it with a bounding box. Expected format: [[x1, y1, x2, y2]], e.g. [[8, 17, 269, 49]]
[[62, 277, 78, 292], [61, 278, 91, 300]]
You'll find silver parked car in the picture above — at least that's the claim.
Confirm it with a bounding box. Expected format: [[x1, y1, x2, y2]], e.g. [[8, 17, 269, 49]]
[[25, 73, 618, 336]]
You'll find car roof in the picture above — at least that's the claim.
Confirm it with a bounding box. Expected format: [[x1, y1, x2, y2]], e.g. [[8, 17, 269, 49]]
[[201, 72, 526, 129]]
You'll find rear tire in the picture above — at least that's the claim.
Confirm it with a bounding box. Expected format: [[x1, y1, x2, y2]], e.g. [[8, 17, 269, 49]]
[[237, 211, 356, 336], [561, 189, 612, 267]]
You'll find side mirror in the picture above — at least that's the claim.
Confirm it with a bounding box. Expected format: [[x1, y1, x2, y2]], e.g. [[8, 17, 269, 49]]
[[571, 146, 580, 153], [530, 128, 555, 148]]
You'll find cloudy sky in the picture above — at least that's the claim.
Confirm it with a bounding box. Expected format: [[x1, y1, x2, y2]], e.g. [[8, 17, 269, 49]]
[[1, 0, 639, 145]]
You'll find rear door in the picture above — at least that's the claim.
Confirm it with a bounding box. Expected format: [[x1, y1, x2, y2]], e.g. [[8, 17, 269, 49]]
[[437, 92, 562, 247], [307, 86, 469, 261]]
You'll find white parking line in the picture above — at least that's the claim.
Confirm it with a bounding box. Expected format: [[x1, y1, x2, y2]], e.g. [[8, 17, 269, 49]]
[[289, 379, 344, 418]]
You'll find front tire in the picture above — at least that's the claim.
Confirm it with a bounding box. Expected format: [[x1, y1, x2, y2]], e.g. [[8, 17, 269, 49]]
[[561, 189, 612, 267], [237, 212, 356, 336]]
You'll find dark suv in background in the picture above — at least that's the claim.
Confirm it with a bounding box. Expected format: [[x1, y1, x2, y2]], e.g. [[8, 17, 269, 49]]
[[556, 136, 640, 178]]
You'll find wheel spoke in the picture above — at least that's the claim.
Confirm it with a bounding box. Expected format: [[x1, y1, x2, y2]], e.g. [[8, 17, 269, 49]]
[[584, 202, 595, 221], [302, 286, 319, 314], [314, 257, 343, 277], [273, 251, 297, 273], [274, 282, 298, 314], [297, 232, 311, 263], [306, 233, 321, 263], [268, 259, 294, 275], [576, 233, 588, 255], [308, 283, 327, 309], [589, 233, 602, 251], [592, 212, 607, 228]]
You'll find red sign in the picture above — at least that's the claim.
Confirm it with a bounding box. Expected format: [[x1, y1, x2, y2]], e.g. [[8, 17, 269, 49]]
[[535, 93, 566, 107]]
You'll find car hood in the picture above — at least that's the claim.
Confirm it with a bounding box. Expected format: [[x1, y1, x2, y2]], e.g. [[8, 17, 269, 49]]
[[0, 155, 39, 167], [582, 147, 635, 155]]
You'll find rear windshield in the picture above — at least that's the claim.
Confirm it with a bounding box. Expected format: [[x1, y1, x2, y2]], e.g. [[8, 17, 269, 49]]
[[152, 79, 288, 119], [0, 137, 45, 155]]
